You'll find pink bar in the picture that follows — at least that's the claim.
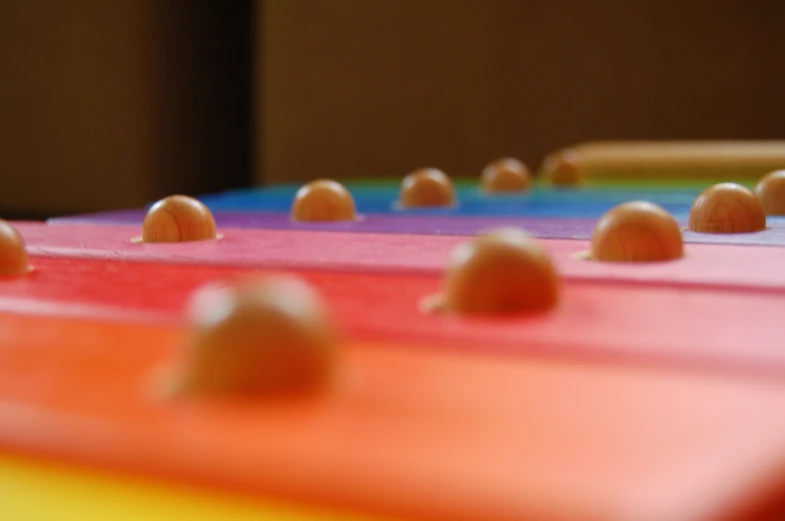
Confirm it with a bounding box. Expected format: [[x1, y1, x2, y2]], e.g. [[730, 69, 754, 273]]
[[14, 222, 785, 293]]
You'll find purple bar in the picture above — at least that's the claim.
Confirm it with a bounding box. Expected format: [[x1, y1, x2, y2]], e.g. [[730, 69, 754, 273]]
[[50, 211, 599, 239], [49, 210, 785, 246]]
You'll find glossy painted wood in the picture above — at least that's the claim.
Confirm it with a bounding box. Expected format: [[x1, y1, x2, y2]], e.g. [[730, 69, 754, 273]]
[[1, 455, 383, 521], [2, 257, 785, 380], [13, 222, 785, 294], [3, 314, 785, 521]]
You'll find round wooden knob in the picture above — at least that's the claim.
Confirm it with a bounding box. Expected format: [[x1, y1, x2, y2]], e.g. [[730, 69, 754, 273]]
[[755, 170, 785, 216], [689, 183, 766, 234], [399, 168, 456, 208], [481, 158, 531, 193], [590, 201, 683, 262], [142, 195, 217, 243], [291, 180, 357, 222], [175, 276, 338, 396], [443, 228, 559, 315], [0, 220, 30, 276], [540, 150, 582, 187]]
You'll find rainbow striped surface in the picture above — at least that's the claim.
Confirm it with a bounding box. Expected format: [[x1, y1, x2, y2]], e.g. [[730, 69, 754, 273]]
[[7, 142, 785, 521]]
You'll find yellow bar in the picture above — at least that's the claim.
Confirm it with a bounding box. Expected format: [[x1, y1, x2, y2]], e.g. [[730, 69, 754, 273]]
[[0, 455, 388, 521], [544, 140, 785, 181]]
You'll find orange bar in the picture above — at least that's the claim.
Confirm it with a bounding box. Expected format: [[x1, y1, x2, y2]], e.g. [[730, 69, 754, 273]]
[[2, 313, 785, 521]]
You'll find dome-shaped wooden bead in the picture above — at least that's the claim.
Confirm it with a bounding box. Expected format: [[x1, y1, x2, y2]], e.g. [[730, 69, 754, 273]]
[[176, 276, 338, 396], [590, 201, 683, 262], [443, 228, 559, 315], [755, 170, 785, 216], [540, 150, 582, 186], [399, 168, 456, 208], [689, 183, 766, 234], [291, 180, 357, 222], [142, 195, 217, 243], [481, 158, 531, 193], [0, 220, 30, 276]]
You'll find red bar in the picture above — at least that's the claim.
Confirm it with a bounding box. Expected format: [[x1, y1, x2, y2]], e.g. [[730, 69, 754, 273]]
[[1, 256, 784, 379], [14, 222, 785, 294]]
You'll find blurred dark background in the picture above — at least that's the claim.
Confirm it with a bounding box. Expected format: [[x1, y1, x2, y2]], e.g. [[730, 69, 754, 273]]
[[1, 0, 784, 218]]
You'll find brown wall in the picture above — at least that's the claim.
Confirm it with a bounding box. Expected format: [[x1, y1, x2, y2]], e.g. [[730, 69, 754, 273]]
[[2, 1, 785, 216], [259, 0, 785, 184], [0, 1, 251, 217]]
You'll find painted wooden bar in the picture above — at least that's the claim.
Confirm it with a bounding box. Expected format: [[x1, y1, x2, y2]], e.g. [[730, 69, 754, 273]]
[[13, 222, 785, 294], [3, 314, 785, 521], [2, 257, 785, 381], [1, 455, 383, 521], [48, 209, 785, 246]]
